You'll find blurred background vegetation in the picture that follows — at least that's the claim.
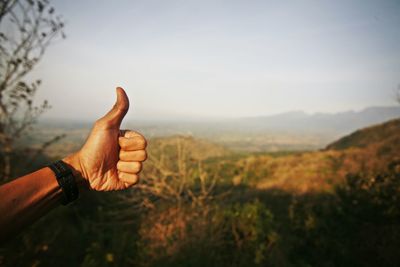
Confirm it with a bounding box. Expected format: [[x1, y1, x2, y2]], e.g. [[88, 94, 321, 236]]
[[1, 1, 400, 266]]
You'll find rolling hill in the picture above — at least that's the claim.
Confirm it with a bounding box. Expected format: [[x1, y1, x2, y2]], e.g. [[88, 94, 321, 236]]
[[245, 117, 400, 193], [326, 118, 400, 150]]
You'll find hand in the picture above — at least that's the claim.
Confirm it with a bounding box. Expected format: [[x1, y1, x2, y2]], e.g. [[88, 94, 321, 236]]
[[64, 87, 147, 191]]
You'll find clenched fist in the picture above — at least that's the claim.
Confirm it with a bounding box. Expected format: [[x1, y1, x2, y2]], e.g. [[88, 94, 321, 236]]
[[64, 87, 147, 191]]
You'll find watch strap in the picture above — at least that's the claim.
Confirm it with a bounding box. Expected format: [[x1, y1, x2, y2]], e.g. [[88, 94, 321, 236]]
[[48, 160, 79, 205]]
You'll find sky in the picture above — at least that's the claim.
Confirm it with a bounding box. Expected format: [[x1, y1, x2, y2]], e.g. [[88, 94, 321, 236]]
[[28, 0, 400, 121]]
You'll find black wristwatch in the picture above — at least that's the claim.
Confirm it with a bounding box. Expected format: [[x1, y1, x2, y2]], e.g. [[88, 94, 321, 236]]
[[48, 160, 79, 205]]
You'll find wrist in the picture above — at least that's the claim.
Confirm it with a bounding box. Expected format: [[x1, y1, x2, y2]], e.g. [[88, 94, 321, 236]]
[[63, 153, 89, 190]]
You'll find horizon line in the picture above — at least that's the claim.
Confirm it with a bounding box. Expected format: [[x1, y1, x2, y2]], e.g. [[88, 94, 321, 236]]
[[38, 104, 400, 123]]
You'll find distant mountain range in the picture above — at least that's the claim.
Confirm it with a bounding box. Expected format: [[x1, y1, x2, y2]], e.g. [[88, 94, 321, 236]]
[[42, 106, 400, 137], [39, 106, 400, 152], [129, 106, 400, 136], [231, 106, 400, 135]]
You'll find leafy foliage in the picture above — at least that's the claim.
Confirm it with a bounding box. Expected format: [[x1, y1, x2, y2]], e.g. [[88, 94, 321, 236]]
[[289, 161, 400, 267], [0, 0, 65, 181]]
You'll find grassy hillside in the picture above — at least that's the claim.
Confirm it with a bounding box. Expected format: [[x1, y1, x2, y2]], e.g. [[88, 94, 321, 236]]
[[326, 118, 400, 150], [202, 118, 399, 194]]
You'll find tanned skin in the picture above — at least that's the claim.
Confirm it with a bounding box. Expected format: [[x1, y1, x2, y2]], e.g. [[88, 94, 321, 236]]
[[0, 87, 147, 242]]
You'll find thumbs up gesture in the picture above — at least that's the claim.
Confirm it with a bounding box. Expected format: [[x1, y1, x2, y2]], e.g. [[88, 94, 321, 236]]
[[64, 87, 147, 191]]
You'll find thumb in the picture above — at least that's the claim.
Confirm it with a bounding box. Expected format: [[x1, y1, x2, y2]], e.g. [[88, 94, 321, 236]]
[[99, 87, 130, 128]]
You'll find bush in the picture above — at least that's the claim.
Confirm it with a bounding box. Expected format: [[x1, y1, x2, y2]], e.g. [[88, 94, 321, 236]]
[[289, 161, 400, 267]]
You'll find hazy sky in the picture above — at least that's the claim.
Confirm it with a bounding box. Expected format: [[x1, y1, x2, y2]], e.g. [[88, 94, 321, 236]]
[[29, 0, 400, 121]]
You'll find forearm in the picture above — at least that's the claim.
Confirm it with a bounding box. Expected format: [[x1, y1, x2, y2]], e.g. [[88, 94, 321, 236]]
[[0, 167, 63, 242]]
